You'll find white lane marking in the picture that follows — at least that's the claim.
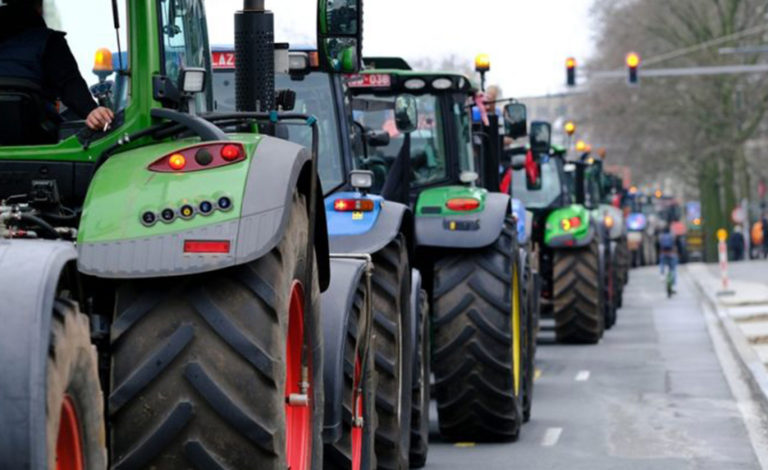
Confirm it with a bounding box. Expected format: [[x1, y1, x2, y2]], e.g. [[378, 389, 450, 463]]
[[575, 370, 590, 382], [541, 427, 563, 447]]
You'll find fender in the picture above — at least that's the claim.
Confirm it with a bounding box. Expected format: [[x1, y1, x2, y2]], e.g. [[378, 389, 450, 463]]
[[545, 205, 596, 248], [320, 257, 368, 443], [416, 192, 511, 249], [77, 136, 330, 290], [511, 198, 529, 245], [0, 240, 77, 469], [328, 199, 414, 260]]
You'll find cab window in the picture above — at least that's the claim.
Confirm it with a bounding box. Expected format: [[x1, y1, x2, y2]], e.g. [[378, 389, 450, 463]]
[[159, 0, 211, 112]]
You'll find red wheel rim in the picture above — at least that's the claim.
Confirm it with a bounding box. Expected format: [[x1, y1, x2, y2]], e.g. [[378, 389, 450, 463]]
[[286, 281, 312, 470], [351, 356, 363, 470], [56, 395, 84, 470]]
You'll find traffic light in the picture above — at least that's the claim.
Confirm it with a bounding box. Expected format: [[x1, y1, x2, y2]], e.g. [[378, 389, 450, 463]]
[[564, 121, 576, 136], [566, 57, 576, 87], [626, 52, 640, 85]]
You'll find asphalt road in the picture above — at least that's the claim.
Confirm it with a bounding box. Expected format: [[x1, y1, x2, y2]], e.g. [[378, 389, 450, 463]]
[[423, 266, 765, 469]]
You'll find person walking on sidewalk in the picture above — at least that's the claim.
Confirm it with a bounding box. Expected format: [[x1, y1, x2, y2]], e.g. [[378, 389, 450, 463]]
[[729, 225, 745, 261]]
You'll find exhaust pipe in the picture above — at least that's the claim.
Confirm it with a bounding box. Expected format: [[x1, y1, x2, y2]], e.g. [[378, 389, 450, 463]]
[[235, 0, 275, 114]]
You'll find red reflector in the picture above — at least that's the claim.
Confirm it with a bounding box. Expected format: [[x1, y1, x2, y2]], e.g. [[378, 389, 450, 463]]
[[334, 199, 375, 212], [221, 144, 242, 161], [446, 198, 480, 211], [570, 216, 582, 229], [184, 240, 231, 254]]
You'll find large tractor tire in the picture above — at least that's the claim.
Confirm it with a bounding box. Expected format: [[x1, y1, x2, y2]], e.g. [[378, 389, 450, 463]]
[[553, 236, 605, 344], [325, 278, 376, 470], [409, 288, 431, 468], [432, 220, 525, 442], [371, 235, 413, 470], [617, 236, 630, 290], [520, 250, 535, 423], [109, 192, 324, 470], [48, 298, 107, 470], [603, 249, 618, 330]]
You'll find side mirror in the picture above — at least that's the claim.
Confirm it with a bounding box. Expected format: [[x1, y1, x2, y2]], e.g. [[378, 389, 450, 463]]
[[511, 154, 526, 170], [529, 121, 552, 156], [394, 94, 418, 133], [503, 102, 527, 139], [366, 130, 390, 147], [317, 0, 363, 74]]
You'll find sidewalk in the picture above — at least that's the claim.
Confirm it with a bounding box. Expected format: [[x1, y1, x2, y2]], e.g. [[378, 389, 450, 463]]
[[687, 261, 768, 407]]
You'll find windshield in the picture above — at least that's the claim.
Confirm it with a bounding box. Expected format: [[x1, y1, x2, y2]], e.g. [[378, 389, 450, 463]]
[[353, 93, 449, 189], [512, 159, 564, 209], [159, 0, 210, 112], [213, 70, 345, 193]]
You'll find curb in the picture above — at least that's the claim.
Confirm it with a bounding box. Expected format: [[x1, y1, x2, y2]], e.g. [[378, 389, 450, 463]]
[[687, 266, 768, 414]]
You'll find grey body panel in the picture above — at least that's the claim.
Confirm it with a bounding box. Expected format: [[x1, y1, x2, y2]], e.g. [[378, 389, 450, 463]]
[[328, 201, 411, 256], [602, 205, 625, 240], [320, 257, 368, 443], [0, 240, 77, 470], [521, 209, 533, 245], [79, 136, 331, 289], [415, 192, 510, 249]]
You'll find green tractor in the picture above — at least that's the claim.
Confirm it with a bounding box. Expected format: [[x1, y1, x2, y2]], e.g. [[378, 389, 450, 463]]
[[508, 142, 612, 343], [0, 1, 379, 469], [348, 68, 535, 442]]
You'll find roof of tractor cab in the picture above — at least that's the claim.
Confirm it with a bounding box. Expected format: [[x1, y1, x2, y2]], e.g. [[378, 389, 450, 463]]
[[348, 68, 478, 96]]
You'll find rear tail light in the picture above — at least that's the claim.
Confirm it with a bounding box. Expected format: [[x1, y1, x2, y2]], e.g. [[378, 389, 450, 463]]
[[334, 199, 375, 212], [184, 240, 231, 254], [561, 216, 582, 231], [445, 198, 480, 212], [149, 143, 246, 173]]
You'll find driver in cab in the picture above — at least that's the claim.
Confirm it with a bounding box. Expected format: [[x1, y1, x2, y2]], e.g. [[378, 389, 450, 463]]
[[0, 0, 113, 140]]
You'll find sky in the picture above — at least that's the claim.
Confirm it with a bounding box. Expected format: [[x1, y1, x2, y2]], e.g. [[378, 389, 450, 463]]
[[205, 0, 596, 98]]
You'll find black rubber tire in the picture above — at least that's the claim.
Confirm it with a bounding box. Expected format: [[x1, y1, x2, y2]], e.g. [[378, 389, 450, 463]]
[[47, 298, 107, 470], [553, 236, 605, 344], [520, 250, 535, 423], [109, 192, 324, 470], [431, 220, 524, 442], [325, 274, 377, 470], [409, 289, 430, 468], [371, 235, 413, 470]]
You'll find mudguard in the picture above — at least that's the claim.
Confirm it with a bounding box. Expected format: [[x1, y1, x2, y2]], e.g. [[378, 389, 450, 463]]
[[545, 204, 596, 248], [0, 240, 77, 470], [416, 191, 510, 249], [327, 197, 414, 259], [77, 135, 330, 290], [320, 257, 369, 443]]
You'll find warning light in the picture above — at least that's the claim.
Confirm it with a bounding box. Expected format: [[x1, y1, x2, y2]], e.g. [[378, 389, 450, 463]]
[[717, 228, 728, 242], [446, 198, 481, 212], [475, 53, 491, 73], [168, 153, 187, 171], [693, 218, 701, 226], [576, 140, 587, 152], [655, 190, 663, 198], [334, 199, 375, 212], [93, 47, 113, 74], [561, 216, 582, 231], [604, 215, 614, 229], [565, 121, 576, 136], [629, 186, 638, 194], [566, 57, 576, 87]]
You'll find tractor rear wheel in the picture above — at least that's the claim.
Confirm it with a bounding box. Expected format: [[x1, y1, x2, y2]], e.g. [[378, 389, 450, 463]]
[[604, 254, 617, 330], [325, 275, 377, 470], [432, 220, 524, 442], [409, 289, 430, 468], [109, 192, 323, 470], [371, 235, 413, 470], [553, 236, 605, 344], [47, 298, 107, 470]]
